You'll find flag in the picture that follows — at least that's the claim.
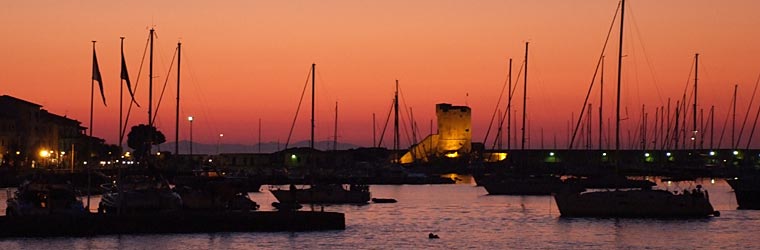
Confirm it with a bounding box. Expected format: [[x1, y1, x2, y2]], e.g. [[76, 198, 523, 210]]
[[121, 45, 140, 107], [92, 46, 107, 106]]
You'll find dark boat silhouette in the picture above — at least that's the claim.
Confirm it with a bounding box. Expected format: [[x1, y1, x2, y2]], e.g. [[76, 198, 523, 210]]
[[5, 174, 86, 217], [553, 0, 717, 218], [727, 176, 760, 209], [270, 64, 370, 205], [173, 168, 259, 210]]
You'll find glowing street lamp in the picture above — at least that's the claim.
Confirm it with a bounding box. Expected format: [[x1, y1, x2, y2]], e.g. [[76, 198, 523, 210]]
[[188, 116, 194, 156], [217, 133, 224, 155], [39, 150, 50, 158]]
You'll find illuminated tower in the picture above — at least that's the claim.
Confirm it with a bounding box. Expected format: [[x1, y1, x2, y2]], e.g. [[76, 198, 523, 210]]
[[435, 103, 471, 155]]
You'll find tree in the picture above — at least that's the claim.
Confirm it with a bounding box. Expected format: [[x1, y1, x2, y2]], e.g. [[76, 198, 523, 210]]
[[127, 124, 166, 160]]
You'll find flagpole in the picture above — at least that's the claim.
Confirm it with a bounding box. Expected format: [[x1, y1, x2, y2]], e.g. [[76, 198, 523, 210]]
[[90, 41, 96, 140], [88, 40, 96, 212]]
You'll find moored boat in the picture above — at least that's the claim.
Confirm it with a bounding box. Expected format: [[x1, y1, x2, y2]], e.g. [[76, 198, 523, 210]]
[[271, 183, 370, 204], [727, 176, 760, 209], [98, 174, 182, 214], [552, 0, 718, 218], [173, 168, 259, 210], [554, 185, 718, 217], [5, 175, 86, 217], [477, 174, 563, 195]]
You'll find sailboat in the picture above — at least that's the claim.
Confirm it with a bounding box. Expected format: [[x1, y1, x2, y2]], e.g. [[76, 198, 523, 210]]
[[98, 29, 183, 214], [270, 64, 371, 205], [553, 0, 717, 218], [477, 43, 564, 196]]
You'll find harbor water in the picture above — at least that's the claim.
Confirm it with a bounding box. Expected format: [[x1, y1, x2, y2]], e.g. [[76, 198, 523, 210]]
[[1, 178, 759, 249]]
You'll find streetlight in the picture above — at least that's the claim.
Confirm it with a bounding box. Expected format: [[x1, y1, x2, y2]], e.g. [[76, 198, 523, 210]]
[[217, 133, 224, 155], [188, 116, 194, 156]]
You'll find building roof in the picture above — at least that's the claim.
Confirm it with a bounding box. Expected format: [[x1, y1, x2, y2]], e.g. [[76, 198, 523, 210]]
[[0, 95, 42, 108]]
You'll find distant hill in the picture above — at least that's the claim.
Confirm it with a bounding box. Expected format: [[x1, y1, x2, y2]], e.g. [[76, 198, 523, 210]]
[[155, 140, 363, 155]]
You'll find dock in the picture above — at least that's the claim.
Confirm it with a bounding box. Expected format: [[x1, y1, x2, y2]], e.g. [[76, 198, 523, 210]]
[[0, 211, 345, 237]]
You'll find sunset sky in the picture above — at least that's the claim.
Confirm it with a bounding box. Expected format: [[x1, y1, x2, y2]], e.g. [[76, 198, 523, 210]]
[[2, 0, 759, 150]]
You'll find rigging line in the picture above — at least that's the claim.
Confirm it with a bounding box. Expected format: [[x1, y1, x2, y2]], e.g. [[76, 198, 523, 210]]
[[151, 47, 178, 126], [482, 62, 512, 145], [398, 86, 415, 146], [491, 109, 510, 150], [736, 73, 760, 148], [744, 72, 760, 149], [377, 99, 394, 148], [486, 59, 525, 148], [568, 0, 621, 149], [122, 34, 151, 139], [510, 60, 525, 99], [399, 102, 412, 149], [717, 86, 736, 149], [184, 52, 220, 143], [315, 68, 333, 138], [284, 66, 313, 149], [676, 57, 695, 147], [627, 4, 666, 106]]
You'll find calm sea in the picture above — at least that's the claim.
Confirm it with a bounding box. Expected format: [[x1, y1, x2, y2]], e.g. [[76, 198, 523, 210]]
[[1, 178, 758, 250]]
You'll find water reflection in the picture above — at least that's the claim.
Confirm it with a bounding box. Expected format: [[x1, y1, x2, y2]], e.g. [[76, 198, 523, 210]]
[[1, 180, 759, 249]]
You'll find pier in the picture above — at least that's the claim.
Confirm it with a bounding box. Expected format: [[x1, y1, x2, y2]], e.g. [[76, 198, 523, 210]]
[[0, 211, 345, 237]]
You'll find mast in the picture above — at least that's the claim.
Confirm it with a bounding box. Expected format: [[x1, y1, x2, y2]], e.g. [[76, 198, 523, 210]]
[[175, 41, 181, 155], [334, 101, 338, 151], [733, 84, 738, 148], [148, 28, 155, 154], [411, 107, 417, 145], [700, 108, 704, 149], [599, 56, 604, 150], [665, 99, 671, 150], [693, 53, 699, 150], [311, 63, 315, 149], [497, 108, 503, 149], [507, 58, 512, 150], [615, 0, 626, 156], [710, 105, 714, 149], [675, 102, 680, 150], [149, 28, 154, 128], [641, 105, 646, 150], [258, 118, 262, 153], [522, 42, 528, 150], [588, 104, 593, 149], [653, 107, 659, 149], [119, 37, 125, 154], [394, 80, 400, 153], [372, 113, 376, 147]]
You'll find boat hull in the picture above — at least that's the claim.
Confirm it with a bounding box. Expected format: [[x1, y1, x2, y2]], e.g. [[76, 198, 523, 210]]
[[553, 189, 717, 218], [270, 185, 370, 204], [477, 175, 562, 195], [727, 178, 760, 209]]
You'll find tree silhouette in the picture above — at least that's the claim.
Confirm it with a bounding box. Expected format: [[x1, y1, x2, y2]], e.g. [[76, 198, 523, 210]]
[[127, 124, 166, 160]]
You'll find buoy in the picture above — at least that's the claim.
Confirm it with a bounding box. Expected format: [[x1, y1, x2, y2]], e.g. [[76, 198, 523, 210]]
[[428, 233, 439, 239]]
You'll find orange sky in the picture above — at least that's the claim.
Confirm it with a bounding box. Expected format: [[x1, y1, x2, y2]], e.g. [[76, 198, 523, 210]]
[[2, 0, 759, 149]]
